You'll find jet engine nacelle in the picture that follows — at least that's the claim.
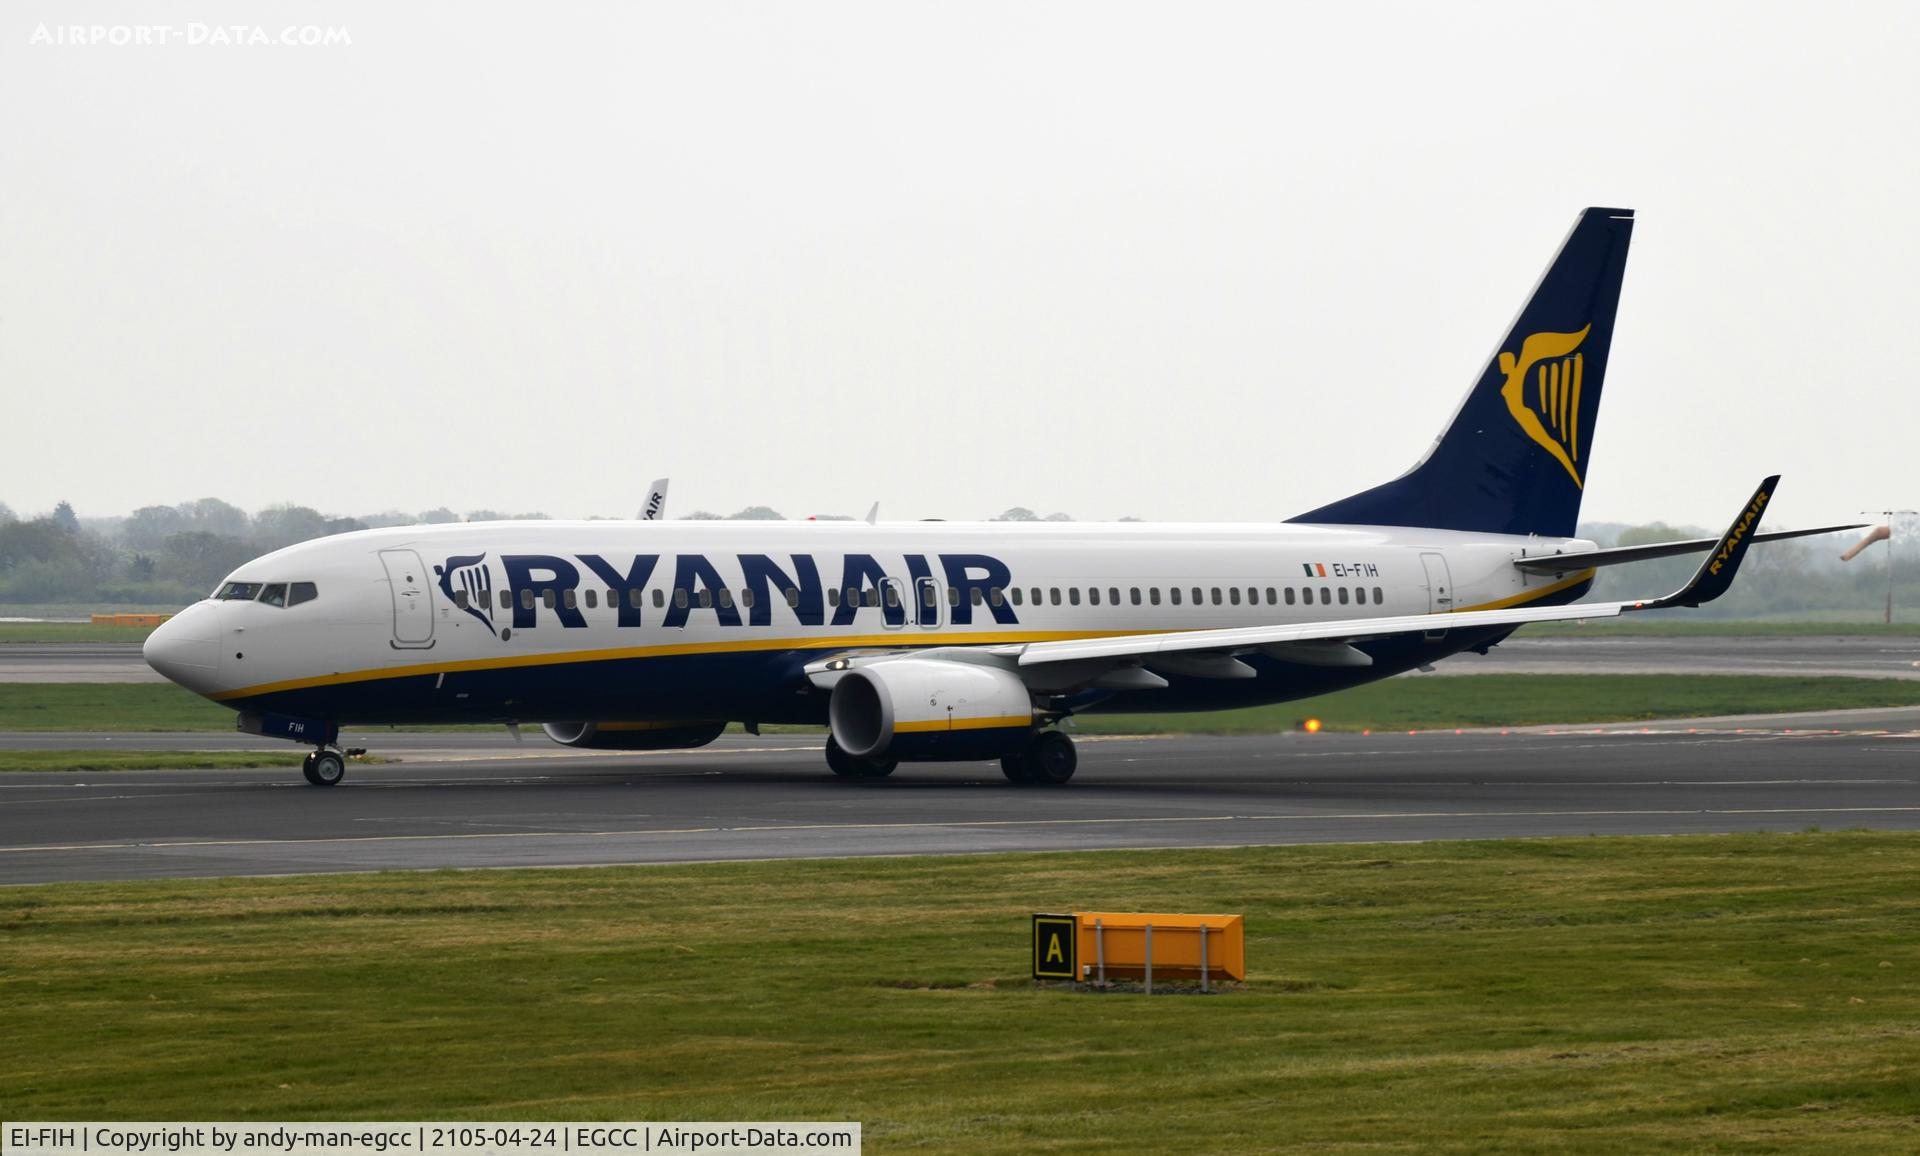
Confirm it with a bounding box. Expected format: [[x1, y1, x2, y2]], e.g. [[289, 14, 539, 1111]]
[[828, 658, 1035, 762], [541, 720, 728, 750]]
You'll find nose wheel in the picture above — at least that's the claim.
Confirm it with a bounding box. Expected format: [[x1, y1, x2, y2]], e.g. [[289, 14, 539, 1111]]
[[301, 748, 347, 787]]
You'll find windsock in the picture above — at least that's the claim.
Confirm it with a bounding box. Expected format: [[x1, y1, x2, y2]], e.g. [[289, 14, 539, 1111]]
[[1841, 524, 1891, 561]]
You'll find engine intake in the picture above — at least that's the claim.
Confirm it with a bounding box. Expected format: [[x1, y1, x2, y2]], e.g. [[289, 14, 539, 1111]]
[[828, 658, 1035, 761], [541, 720, 727, 750]]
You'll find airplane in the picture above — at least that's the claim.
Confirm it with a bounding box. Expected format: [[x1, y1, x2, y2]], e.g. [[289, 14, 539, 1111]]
[[143, 207, 1860, 787]]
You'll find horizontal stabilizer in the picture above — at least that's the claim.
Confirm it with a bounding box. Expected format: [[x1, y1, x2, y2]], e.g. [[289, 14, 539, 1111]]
[[1516, 521, 1865, 574]]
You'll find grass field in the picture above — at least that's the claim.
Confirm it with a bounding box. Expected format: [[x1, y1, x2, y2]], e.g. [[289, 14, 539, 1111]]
[[6, 675, 1920, 736], [3, 833, 1917, 1150], [0, 750, 304, 773], [0, 622, 160, 643]]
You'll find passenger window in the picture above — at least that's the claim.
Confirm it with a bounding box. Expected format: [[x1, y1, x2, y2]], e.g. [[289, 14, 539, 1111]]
[[674, 589, 689, 609], [1069, 588, 1081, 606], [1374, 586, 1384, 603], [948, 587, 960, 607], [1088, 587, 1100, 606], [1229, 588, 1241, 606], [1321, 586, 1332, 603], [1108, 587, 1119, 605], [742, 588, 757, 610], [454, 590, 470, 610], [522, 590, 536, 610], [921, 584, 936, 609], [970, 588, 983, 607], [1149, 588, 1161, 606], [543, 590, 557, 610], [698, 589, 712, 609], [1130, 587, 1141, 605], [1338, 587, 1349, 605], [563, 589, 578, 610], [1355, 587, 1367, 605], [1192, 587, 1203, 605], [1050, 588, 1062, 606], [1010, 587, 1024, 606], [288, 582, 318, 607], [1030, 587, 1042, 606], [1302, 588, 1314, 605], [787, 588, 802, 608], [500, 590, 512, 610], [718, 588, 733, 609], [650, 589, 663, 609], [1211, 588, 1222, 605], [989, 587, 1004, 607], [826, 588, 841, 608], [885, 585, 901, 609], [1284, 587, 1296, 605], [866, 588, 881, 608], [258, 583, 288, 608], [584, 589, 597, 609], [609, 589, 619, 608], [1170, 587, 1182, 606], [1247, 587, 1258, 605]]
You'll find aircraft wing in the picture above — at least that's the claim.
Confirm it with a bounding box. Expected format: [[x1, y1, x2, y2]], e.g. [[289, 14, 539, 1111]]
[[1010, 476, 1780, 672]]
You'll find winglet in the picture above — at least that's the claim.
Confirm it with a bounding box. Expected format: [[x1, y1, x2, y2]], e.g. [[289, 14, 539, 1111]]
[[640, 478, 669, 521], [1631, 475, 1779, 611]]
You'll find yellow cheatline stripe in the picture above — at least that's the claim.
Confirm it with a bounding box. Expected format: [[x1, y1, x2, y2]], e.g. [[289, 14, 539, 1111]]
[[210, 628, 1152, 701], [1451, 568, 1595, 613], [893, 715, 1032, 734]]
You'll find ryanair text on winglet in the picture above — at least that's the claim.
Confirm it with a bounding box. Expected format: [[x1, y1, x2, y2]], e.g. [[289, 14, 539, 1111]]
[[1708, 490, 1770, 576]]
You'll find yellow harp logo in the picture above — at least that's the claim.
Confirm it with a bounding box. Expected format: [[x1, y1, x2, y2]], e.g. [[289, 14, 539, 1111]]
[[1498, 324, 1591, 488]]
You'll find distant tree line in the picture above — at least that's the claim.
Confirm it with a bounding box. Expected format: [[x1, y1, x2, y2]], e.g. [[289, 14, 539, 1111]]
[[0, 499, 1909, 618]]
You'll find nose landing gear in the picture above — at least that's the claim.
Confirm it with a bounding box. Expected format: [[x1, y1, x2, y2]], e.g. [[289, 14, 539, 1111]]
[[301, 747, 348, 787]]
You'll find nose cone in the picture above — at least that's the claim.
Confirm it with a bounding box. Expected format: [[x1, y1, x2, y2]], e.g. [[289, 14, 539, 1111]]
[[144, 602, 224, 696]]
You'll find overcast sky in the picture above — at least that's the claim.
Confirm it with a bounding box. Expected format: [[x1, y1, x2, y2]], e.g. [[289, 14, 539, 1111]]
[[3, 2, 1915, 531]]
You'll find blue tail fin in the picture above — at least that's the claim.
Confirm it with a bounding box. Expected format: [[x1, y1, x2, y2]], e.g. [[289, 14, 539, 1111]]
[[1291, 207, 1635, 537]]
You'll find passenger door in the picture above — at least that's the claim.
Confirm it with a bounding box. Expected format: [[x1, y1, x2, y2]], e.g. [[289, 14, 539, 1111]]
[[1420, 552, 1453, 641], [379, 548, 436, 649]]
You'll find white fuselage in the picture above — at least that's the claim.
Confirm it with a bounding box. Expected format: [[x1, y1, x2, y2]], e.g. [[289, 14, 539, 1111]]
[[143, 519, 1594, 727]]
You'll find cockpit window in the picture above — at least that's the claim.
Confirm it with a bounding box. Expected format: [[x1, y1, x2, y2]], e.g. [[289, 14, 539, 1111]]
[[258, 583, 288, 608], [288, 582, 318, 607], [217, 582, 263, 601]]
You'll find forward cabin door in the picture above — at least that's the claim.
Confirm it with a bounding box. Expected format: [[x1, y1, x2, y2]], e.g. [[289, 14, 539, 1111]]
[[379, 548, 436, 649], [1420, 552, 1453, 641]]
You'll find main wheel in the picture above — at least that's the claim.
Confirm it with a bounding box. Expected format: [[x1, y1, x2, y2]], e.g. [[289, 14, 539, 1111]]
[[304, 749, 346, 787], [825, 737, 897, 779], [825, 736, 860, 777], [1025, 731, 1077, 785], [1000, 755, 1033, 784]]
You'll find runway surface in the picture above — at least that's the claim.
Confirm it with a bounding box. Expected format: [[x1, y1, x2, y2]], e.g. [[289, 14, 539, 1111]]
[[5, 713, 1919, 885], [8, 636, 1920, 682]]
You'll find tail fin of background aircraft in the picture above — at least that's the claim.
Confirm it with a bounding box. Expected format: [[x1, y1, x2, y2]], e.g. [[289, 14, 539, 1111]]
[[1291, 207, 1635, 538]]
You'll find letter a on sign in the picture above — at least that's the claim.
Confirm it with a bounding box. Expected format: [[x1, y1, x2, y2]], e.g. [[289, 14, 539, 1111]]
[[1032, 913, 1078, 980]]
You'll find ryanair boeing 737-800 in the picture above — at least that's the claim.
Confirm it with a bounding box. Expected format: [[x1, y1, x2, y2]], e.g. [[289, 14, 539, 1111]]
[[143, 208, 1857, 786]]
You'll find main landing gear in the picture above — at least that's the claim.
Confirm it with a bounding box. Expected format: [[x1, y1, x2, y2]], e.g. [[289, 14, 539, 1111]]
[[301, 747, 347, 787], [1002, 730, 1078, 786], [824, 736, 897, 779]]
